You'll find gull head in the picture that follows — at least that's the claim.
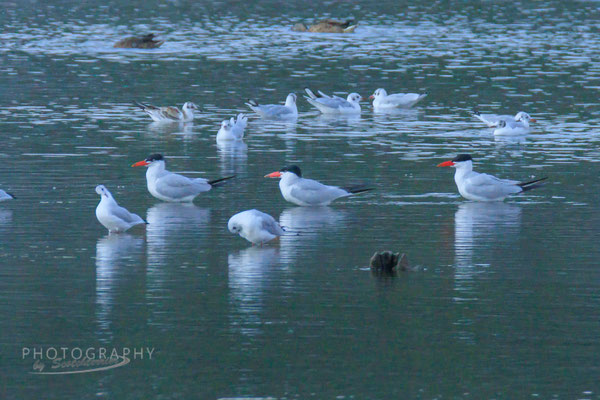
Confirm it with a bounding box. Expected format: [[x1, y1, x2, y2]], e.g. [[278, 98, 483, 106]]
[[369, 88, 387, 100], [95, 184, 110, 198], [515, 112, 536, 123], [285, 93, 297, 106], [220, 120, 232, 131], [347, 93, 362, 104], [183, 102, 200, 111]]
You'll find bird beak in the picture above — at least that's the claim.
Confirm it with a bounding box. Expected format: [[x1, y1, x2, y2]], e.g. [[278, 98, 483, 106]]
[[132, 160, 150, 167], [264, 171, 282, 178], [437, 160, 455, 167], [530, 118, 537, 123], [368, 95, 374, 100]]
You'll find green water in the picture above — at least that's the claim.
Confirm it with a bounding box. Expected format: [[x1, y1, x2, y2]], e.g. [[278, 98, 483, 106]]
[[2, 1, 600, 399]]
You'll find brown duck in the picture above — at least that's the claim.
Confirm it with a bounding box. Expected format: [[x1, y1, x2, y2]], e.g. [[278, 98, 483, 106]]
[[114, 33, 164, 49], [292, 19, 357, 33]]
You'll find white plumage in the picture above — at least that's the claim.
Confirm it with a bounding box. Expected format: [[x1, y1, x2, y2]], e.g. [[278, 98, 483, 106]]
[[369, 88, 427, 110], [216, 113, 248, 142], [95, 185, 146, 233], [245, 93, 298, 119], [304, 88, 362, 114], [228, 209, 286, 245]]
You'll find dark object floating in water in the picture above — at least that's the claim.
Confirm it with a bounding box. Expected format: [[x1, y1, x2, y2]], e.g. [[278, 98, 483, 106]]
[[114, 33, 164, 49], [370, 251, 409, 275], [292, 19, 357, 33]]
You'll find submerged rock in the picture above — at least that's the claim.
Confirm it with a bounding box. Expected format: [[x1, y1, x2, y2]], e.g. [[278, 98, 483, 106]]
[[369, 251, 409, 275], [114, 33, 164, 49], [292, 19, 357, 33]]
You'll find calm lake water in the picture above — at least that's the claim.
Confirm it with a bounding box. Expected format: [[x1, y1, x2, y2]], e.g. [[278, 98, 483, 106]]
[[2, 0, 600, 398]]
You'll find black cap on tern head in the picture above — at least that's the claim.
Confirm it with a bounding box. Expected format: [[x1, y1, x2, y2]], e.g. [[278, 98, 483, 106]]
[[280, 165, 302, 177], [452, 154, 472, 162], [146, 153, 164, 162]]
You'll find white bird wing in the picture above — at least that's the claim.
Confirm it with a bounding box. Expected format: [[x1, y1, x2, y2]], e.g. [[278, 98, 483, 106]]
[[255, 104, 294, 118], [259, 213, 286, 236], [475, 113, 515, 127], [159, 106, 183, 121], [0, 189, 13, 201], [109, 202, 144, 225], [465, 173, 521, 199], [386, 93, 422, 105], [307, 97, 351, 110], [289, 178, 348, 205], [155, 172, 211, 199]]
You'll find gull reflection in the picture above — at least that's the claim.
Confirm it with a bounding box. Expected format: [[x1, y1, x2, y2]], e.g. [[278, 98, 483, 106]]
[[228, 247, 281, 337], [454, 202, 522, 289], [279, 206, 346, 260], [0, 209, 12, 230], [147, 121, 196, 136], [95, 234, 145, 335], [146, 203, 210, 267], [453, 202, 522, 343], [217, 139, 248, 176]]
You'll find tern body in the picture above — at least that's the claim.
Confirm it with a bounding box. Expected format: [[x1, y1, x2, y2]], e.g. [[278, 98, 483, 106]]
[[217, 113, 248, 142], [0, 189, 15, 202], [437, 154, 547, 202], [304, 88, 362, 114], [369, 88, 427, 110], [228, 209, 285, 245], [95, 185, 146, 233], [132, 154, 235, 202], [265, 165, 372, 206], [245, 93, 298, 119], [134, 101, 199, 122]]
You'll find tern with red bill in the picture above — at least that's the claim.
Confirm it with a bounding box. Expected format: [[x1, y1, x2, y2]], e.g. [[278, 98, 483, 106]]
[[245, 93, 298, 119], [304, 88, 362, 114], [265, 165, 373, 206], [132, 154, 235, 202], [369, 88, 427, 110], [134, 101, 199, 122], [228, 209, 286, 245], [95, 185, 146, 233], [437, 154, 547, 202]]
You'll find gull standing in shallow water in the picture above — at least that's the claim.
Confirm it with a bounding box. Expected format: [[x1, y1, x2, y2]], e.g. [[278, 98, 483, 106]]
[[369, 88, 427, 110], [134, 101, 200, 122], [265, 165, 373, 206], [228, 209, 286, 245], [437, 154, 547, 202], [0, 189, 15, 202], [132, 154, 235, 202], [95, 185, 146, 233], [304, 88, 362, 114], [245, 93, 298, 119], [473, 111, 535, 128], [216, 114, 248, 142]]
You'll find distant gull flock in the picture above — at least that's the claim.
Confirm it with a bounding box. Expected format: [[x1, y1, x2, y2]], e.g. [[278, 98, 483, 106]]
[[0, 22, 545, 247]]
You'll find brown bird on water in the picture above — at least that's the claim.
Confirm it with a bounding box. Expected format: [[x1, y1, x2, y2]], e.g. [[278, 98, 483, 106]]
[[292, 19, 357, 33], [113, 33, 164, 49]]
